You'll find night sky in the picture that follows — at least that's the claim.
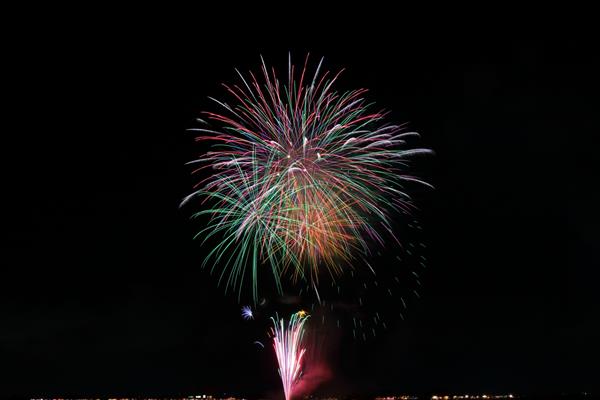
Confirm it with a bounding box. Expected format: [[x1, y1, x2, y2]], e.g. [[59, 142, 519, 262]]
[[3, 14, 596, 398]]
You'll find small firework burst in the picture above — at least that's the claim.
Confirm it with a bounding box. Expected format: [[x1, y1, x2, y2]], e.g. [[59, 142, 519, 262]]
[[241, 305, 254, 320]]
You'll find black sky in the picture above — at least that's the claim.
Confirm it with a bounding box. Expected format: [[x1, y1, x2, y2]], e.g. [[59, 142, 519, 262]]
[[2, 12, 596, 398]]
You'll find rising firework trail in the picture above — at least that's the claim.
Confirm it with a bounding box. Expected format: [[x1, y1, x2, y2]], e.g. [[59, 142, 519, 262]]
[[271, 312, 310, 400], [184, 54, 432, 302]]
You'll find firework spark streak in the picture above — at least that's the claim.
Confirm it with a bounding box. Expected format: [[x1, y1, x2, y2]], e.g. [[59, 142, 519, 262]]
[[271, 312, 309, 400], [184, 54, 432, 301]]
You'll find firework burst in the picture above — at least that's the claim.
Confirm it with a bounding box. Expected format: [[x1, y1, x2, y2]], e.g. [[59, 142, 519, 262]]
[[184, 54, 432, 301], [271, 312, 310, 400], [241, 305, 254, 320]]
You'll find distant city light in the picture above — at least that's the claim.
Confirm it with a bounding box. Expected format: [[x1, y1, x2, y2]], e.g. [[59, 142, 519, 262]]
[[31, 393, 523, 400]]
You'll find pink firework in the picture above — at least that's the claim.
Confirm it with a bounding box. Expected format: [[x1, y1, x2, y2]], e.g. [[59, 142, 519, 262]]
[[271, 312, 310, 400]]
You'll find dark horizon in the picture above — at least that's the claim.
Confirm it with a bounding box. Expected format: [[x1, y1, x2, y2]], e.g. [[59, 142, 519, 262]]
[[13, 392, 597, 400], [3, 11, 595, 399]]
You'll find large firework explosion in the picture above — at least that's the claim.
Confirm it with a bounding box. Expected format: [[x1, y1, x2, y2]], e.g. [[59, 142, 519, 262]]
[[184, 54, 432, 302]]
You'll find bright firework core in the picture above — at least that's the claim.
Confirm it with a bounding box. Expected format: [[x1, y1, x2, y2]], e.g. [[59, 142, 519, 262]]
[[271, 312, 309, 400], [185, 54, 432, 301]]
